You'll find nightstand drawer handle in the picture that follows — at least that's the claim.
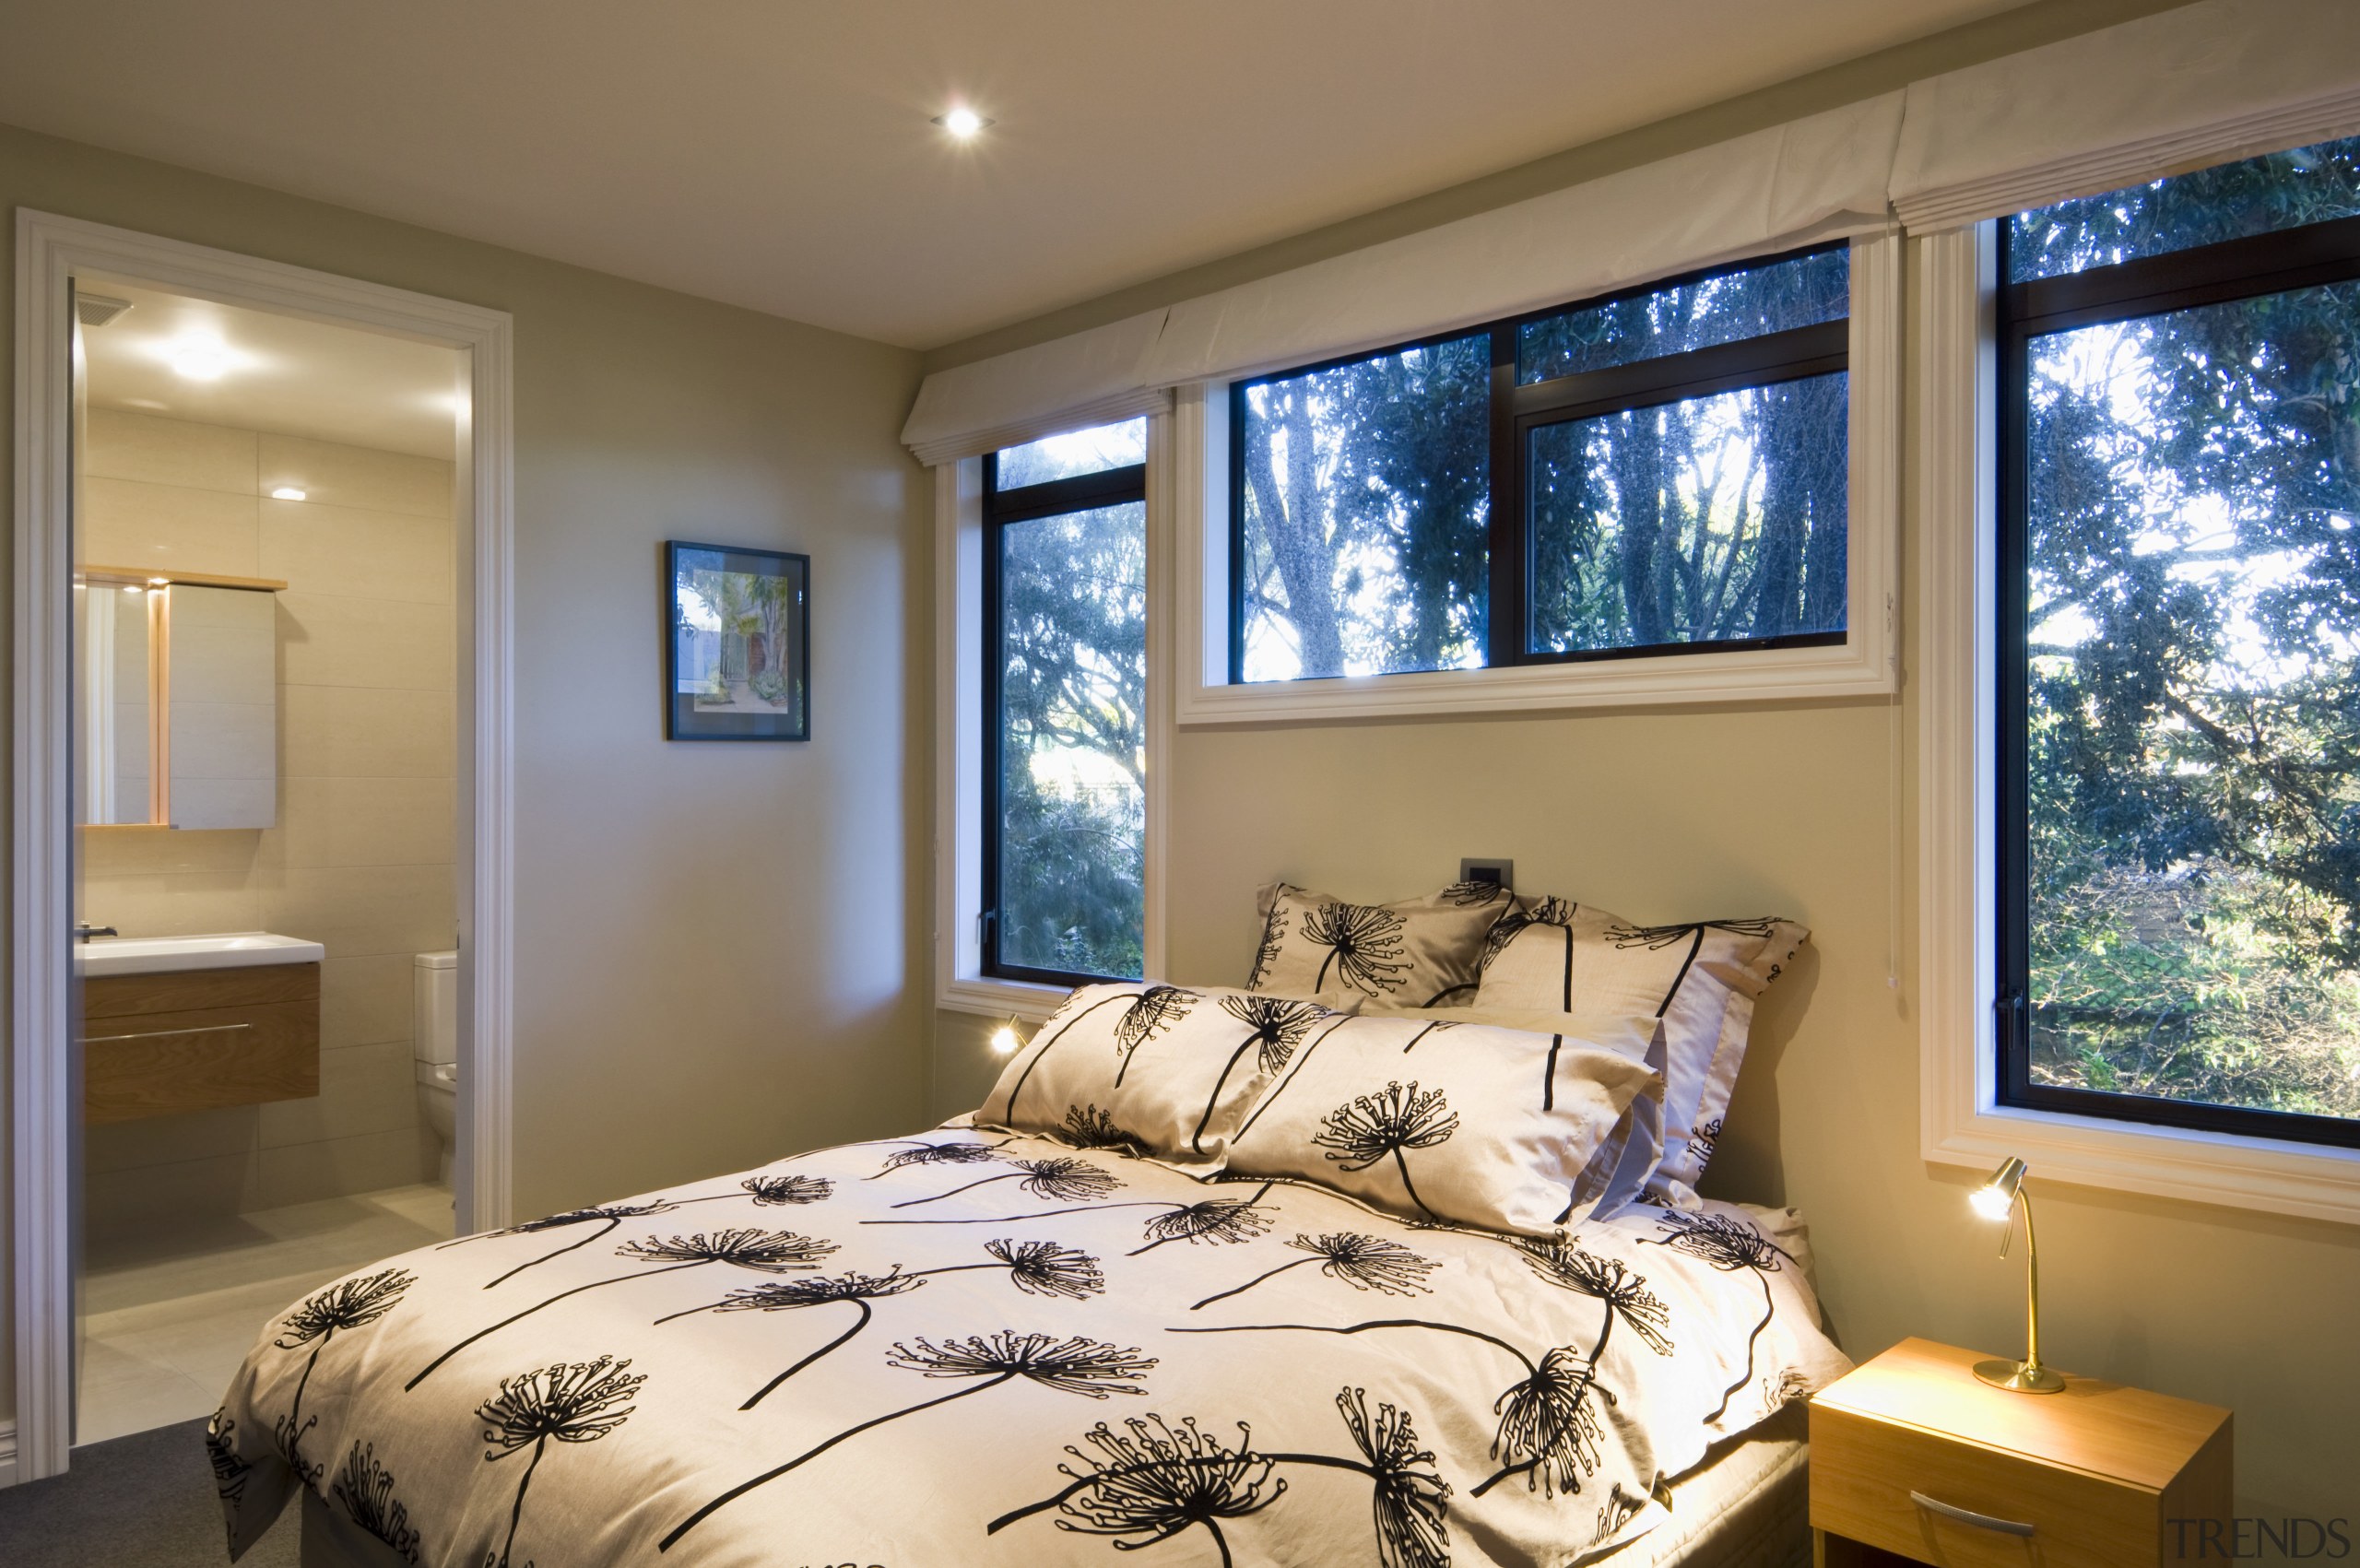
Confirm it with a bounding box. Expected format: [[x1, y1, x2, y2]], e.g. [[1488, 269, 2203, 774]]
[[1910, 1491, 2037, 1538]]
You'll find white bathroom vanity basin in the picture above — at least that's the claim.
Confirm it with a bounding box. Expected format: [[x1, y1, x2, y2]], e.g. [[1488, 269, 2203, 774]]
[[75, 931, 325, 979]]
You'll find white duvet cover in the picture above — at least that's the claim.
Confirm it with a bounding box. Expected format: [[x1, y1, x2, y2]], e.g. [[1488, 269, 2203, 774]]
[[211, 1126, 1849, 1568]]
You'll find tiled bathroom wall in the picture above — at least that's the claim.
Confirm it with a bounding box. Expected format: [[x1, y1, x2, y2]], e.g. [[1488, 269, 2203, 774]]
[[78, 408, 457, 1232]]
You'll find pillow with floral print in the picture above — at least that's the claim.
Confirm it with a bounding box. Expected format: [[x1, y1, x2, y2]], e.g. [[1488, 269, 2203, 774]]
[[974, 982, 1355, 1167], [1245, 880, 1516, 1008], [1364, 1001, 1671, 1220], [1220, 1010, 1659, 1237], [1475, 899, 1807, 1205]]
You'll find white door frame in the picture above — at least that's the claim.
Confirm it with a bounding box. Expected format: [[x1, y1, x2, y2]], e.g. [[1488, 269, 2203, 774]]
[[8, 210, 516, 1482]]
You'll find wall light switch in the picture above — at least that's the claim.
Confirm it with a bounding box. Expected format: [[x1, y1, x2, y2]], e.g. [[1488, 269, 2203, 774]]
[[1457, 858, 1514, 892]]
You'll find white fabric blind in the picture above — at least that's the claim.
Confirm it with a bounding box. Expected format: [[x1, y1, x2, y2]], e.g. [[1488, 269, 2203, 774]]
[[1136, 93, 1904, 390], [901, 309, 1172, 466], [1890, 0, 2360, 233], [898, 95, 1902, 461], [900, 0, 2360, 460]]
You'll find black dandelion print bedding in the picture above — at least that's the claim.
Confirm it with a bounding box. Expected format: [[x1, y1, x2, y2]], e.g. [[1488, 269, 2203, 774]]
[[209, 1129, 1849, 1567]]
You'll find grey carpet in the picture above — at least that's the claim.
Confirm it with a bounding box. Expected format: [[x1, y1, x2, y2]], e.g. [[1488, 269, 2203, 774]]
[[0, 1419, 297, 1567]]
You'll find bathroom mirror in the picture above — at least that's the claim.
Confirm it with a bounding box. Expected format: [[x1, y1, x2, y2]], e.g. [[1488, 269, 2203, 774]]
[[75, 578, 278, 829], [73, 580, 158, 825]]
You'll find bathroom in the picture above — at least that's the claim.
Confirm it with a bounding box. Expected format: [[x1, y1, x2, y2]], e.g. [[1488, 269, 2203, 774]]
[[69, 279, 466, 1443]]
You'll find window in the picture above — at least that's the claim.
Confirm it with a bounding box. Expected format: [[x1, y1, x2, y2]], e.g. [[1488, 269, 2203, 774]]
[[1231, 244, 1851, 683], [983, 419, 1148, 985], [1998, 136, 2360, 1149]]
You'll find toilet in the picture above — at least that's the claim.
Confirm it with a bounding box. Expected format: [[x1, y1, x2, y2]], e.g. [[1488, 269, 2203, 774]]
[[414, 949, 459, 1186]]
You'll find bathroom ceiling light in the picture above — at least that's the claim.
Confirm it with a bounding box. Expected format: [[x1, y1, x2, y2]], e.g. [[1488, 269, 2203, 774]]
[[933, 106, 992, 139], [162, 335, 236, 381], [121, 584, 143, 595], [270, 487, 307, 501]]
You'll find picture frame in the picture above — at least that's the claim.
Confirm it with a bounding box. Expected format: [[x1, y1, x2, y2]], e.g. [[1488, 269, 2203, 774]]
[[664, 540, 809, 741]]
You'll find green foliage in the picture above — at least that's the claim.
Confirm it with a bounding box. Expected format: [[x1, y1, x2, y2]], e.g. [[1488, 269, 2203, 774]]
[[1239, 335, 1492, 678], [2020, 136, 2360, 1121], [997, 499, 1147, 979], [1236, 247, 1851, 678]]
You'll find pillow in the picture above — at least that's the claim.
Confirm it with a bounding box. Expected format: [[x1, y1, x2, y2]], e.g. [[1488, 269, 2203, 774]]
[[1245, 880, 1516, 1007], [1364, 1002, 1670, 1218], [1220, 1011, 1659, 1237], [975, 982, 1355, 1165], [1475, 899, 1806, 1204]]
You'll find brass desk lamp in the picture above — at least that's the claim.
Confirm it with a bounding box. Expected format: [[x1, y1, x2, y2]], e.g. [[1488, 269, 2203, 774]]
[[1970, 1156, 2065, 1394]]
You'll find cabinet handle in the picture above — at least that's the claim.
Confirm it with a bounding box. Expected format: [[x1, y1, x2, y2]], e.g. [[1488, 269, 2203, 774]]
[[81, 1021, 253, 1045], [1910, 1491, 2037, 1538]]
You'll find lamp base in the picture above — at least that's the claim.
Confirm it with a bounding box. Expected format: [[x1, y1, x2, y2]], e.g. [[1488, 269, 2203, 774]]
[[1974, 1357, 2066, 1394]]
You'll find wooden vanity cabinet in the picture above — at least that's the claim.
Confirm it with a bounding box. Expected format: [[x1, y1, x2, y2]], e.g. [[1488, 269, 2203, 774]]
[[81, 962, 321, 1122]]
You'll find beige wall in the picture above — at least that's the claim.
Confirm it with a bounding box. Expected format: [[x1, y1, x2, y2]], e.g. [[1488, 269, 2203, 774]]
[[77, 409, 458, 1226], [0, 122, 936, 1428]]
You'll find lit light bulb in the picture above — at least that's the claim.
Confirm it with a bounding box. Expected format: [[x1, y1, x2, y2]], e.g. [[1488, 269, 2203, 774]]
[[270, 487, 306, 501], [1970, 1185, 2015, 1222], [933, 105, 992, 139], [989, 1023, 1021, 1056], [164, 336, 234, 381]]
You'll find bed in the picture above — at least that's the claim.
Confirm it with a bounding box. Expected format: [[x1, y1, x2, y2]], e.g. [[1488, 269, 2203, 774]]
[[218, 1125, 1847, 1568]]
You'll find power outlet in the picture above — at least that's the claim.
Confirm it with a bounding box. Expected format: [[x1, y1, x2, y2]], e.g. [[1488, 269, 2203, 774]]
[[1457, 857, 1514, 893]]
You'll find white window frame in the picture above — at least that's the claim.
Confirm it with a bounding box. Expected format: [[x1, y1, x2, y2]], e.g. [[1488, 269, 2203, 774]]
[[1915, 223, 2360, 1225], [1173, 234, 1904, 725], [934, 420, 1172, 1021]]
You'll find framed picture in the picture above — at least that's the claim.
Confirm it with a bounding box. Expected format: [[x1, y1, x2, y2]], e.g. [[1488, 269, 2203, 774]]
[[665, 540, 809, 741]]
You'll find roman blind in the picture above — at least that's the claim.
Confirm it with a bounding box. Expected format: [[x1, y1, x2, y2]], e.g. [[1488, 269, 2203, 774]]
[[1135, 92, 1904, 389], [1889, 0, 2360, 233], [900, 308, 1171, 466], [898, 0, 2360, 461]]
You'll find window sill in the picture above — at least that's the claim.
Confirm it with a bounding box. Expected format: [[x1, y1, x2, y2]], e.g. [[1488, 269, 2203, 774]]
[[1924, 1096, 2360, 1226], [938, 973, 1069, 1024], [1177, 633, 1894, 725]]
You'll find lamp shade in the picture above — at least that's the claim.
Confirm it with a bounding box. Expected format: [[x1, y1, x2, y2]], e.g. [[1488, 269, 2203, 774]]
[[1971, 1156, 2027, 1220]]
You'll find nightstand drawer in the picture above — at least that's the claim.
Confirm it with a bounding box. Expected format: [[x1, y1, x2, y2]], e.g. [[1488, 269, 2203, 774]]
[[1813, 1403, 2162, 1568]]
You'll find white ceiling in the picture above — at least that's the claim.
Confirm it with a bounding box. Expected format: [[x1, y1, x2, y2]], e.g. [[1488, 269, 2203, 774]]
[[79, 280, 464, 458], [2, 1, 2027, 350]]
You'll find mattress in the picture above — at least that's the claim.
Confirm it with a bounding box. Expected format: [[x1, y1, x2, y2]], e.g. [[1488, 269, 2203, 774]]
[[1598, 1404, 1811, 1568], [298, 1405, 1810, 1568], [218, 1126, 1850, 1567]]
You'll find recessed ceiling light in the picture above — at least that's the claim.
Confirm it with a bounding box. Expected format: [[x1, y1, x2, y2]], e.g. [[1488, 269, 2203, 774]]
[[933, 106, 992, 139], [270, 487, 307, 501], [121, 584, 143, 595], [159, 334, 236, 382]]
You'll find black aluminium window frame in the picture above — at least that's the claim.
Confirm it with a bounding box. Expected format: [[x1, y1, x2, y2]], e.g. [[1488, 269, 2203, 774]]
[[980, 446, 1150, 988], [1994, 209, 2360, 1151], [1226, 239, 1853, 682]]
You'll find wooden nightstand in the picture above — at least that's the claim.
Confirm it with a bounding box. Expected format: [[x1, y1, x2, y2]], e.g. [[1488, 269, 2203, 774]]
[[1810, 1338, 2231, 1568]]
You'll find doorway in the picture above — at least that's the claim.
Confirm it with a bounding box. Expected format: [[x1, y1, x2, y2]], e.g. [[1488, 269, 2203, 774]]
[[11, 213, 515, 1482]]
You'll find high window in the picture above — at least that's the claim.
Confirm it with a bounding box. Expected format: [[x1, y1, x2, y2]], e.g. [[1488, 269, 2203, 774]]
[[983, 419, 1148, 984], [1231, 244, 1851, 682], [1998, 136, 2360, 1149]]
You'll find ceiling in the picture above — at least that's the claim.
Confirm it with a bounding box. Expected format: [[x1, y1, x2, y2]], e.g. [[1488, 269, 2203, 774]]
[[79, 280, 464, 457], [1, 1, 2030, 351]]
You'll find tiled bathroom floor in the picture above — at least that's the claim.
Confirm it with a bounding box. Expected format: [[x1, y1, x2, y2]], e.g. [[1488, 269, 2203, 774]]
[[77, 1183, 452, 1445]]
